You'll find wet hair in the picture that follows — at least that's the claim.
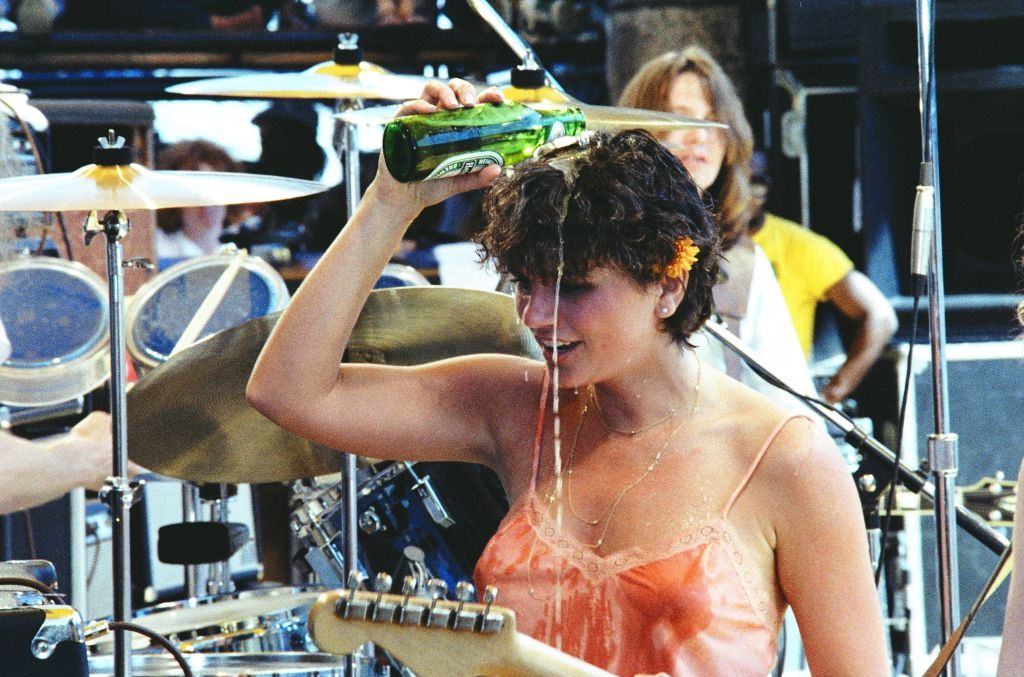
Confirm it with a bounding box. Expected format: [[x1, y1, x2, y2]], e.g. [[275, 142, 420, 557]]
[[476, 130, 721, 346], [618, 46, 756, 248], [156, 139, 239, 234]]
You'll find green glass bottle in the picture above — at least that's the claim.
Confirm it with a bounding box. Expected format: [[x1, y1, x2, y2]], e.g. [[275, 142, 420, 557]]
[[382, 102, 586, 182]]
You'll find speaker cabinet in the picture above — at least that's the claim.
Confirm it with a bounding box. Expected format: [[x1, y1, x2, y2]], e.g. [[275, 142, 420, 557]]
[[858, 2, 1024, 309], [892, 341, 1022, 667]]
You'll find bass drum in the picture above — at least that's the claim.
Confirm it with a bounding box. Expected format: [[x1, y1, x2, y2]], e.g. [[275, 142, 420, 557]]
[[292, 462, 509, 593], [126, 248, 288, 371], [0, 255, 109, 406]]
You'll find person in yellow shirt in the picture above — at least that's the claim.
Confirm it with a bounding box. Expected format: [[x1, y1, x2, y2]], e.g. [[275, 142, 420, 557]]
[[618, 45, 897, 405], [750, 211, 897, 403]]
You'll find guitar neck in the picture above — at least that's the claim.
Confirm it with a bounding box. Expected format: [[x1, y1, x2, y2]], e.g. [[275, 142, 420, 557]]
[[503, 632, 615, 677]]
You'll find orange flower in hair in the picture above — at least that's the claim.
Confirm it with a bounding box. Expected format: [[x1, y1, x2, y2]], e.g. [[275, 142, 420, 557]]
[[662, 236, 700, 278]]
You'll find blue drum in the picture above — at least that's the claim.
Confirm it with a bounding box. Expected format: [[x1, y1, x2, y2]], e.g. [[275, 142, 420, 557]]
[[291, 462, 509, 594], [126, 249, 289, 371], [0, 255, 109, 406]]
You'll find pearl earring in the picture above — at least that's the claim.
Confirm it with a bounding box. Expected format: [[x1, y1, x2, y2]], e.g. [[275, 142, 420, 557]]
[[660, 306, 669, 315]]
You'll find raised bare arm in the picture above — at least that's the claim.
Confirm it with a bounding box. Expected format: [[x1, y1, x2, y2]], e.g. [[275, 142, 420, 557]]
[[247, 81, 536, 466]]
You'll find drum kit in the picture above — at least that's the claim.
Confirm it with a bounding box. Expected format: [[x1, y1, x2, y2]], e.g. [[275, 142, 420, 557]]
[[0, 0, 728, 674]]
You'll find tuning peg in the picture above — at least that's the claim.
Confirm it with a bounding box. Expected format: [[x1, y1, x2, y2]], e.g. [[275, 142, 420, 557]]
[[483, 585, 497, 610], [370, 572, 394, 622], [455, 581, 475, 613], [374, 572, 393, 596], [374, 569, 393, 602], [475, 585, 499, 633], [424, 578, 450, 626], [427, 578, 448, 600], [346, 570, 367, 604], [398, 574, 417, 623], [450, 581, 477, 630]]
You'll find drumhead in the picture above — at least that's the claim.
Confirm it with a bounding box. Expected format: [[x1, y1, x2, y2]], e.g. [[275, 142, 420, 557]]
[[127, 251, 288, 370], [128, 587, 323, 638], [0, 255, 110, 406], [88, 652, 347, 676]]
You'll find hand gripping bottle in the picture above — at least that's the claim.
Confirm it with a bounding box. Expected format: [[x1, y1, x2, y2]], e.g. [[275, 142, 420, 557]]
[[382, 101, 586, 182]]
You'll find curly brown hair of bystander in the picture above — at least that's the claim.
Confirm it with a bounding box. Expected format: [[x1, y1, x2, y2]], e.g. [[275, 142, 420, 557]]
[[475, 130, 721, 346]]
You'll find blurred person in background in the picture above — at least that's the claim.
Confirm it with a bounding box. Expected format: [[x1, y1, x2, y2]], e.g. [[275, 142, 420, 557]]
[[620, 46, 896, 405], [155, 139, 241, 263]]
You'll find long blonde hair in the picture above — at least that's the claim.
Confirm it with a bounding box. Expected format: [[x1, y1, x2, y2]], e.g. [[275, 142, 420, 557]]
[[618, 46, 755, 248]]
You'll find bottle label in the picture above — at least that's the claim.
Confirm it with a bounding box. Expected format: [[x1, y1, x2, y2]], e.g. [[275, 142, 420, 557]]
[[546, 121, 566, 143], [425, 150, 504, 181]]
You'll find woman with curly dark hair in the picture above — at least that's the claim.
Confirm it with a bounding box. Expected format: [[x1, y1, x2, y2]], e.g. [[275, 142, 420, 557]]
[[248, 81, 887, 676]]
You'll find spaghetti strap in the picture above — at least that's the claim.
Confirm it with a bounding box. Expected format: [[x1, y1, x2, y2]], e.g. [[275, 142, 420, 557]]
[[722, 414, 811, 518], [529, 369, 550, 492]]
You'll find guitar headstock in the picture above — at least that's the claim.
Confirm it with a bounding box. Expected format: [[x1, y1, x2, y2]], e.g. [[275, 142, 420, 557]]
[[961, 474, 1018, 526], [308, 571, 521, 677]]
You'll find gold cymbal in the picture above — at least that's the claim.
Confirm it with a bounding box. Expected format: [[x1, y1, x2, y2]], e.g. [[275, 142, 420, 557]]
[[0, 164, 326, 212], [575, 102, 727, 133], [166, 61, 432, 101], [334, 85, 726, 133], [128, 286, 541, 484]]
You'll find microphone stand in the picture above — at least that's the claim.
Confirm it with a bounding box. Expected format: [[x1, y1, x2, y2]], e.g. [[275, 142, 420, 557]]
[[702, 320, 1008, 558], [911, 1, 961, 673]]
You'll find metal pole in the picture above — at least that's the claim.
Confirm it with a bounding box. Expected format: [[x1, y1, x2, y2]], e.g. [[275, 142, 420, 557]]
[[337, 103, 363, 221], [334, 101, 365, 677], [914, 0, 959, 671], [182, 483, 201, 598], [335, 102, 363, 576], [97, 213, 134, 677]]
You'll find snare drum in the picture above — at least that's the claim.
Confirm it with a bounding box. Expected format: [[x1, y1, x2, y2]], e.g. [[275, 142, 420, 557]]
[[126, 249, 288, 371], [92, 587, 323, 655], [88, 652, 347, 676], [292, 462, 508, 593], [0, 255, 109, 406]]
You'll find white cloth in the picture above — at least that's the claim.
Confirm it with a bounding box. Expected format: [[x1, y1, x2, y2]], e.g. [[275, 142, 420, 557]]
[[155, 229, 204, 260], [0, 317, 9, 363], [694, 245, 818, 414]]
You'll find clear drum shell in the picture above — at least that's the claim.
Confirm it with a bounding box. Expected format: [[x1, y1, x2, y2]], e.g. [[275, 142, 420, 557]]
[[126, 251, 289, 371], [0, 255, 110, 406]]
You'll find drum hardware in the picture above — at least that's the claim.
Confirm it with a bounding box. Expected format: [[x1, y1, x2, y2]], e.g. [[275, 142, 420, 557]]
[[87, 651, 350, 676], [0, 130, 326, 677], [0, 395, 84, 430], [405, 464, 454, 529], [0, 560, 89, 676]]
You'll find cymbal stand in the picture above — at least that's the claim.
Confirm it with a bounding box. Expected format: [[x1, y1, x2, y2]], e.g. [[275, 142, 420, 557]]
[[86, 207, 143, 677], [332, 35, 367, 676], [332, 101, 362, 588], [182, 483, 201, 598], [206, 484, 236, 596]]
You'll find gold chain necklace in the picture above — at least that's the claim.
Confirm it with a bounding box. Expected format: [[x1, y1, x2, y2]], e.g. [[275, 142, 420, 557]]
[[564, 354, 702, 529], [591, 379, 684, 436], [526, 355, 702, 599]]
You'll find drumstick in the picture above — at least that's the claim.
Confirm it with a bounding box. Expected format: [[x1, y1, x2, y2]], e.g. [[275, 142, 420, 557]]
[[170, 248, 247, 357]]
